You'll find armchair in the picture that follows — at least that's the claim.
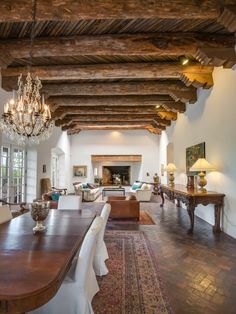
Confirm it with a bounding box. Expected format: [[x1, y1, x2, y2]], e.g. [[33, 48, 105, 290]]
[[0, 199, 29, 218], [40, 178, 67, 209], [130, 182, 153, 201]]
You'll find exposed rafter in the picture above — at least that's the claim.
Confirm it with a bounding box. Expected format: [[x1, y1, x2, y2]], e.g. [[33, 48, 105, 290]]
[[52, 106, 169, 120], [62, 121, 165, 131], [217, 6, 236, 32], [55, 114, 171, 127], [1, 64, 214, 91], [39, 81, 196, 103], [48, 96, 186, 114], [195, 48, 236, 69], [157, 111, 178, 121], [1, 1, 234, 21], [0, 34, 234, 63]]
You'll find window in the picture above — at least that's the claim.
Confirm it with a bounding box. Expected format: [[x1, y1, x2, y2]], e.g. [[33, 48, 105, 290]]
[[0, 146, 10, 202], [51, 154, 59, 187], [12, 148, 25, 203], [0, 146, 26, 203]]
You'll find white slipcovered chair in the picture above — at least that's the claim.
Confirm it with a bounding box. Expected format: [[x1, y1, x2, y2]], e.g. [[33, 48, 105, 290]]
[[130, 183, 153, 201], [29, 216, 103, 314], [0, 205, 13, 224], [57, 195, 82, 210], [93, 203, 111, 276]]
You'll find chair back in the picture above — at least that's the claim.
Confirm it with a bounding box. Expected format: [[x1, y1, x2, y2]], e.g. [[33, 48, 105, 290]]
[[57, 195, 81, 210], [100, 203, 111, 243], [75, 216, 103, 284], [0, 205, 13, 224]]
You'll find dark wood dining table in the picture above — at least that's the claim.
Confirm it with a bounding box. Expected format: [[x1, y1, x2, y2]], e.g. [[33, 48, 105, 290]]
[[0, 209, 96, 314]]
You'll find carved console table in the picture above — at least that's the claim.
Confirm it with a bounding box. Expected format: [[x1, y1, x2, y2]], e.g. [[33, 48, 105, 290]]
[[160, 184, 225, 234]]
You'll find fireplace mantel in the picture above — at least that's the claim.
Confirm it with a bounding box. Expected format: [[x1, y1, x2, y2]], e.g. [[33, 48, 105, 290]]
[[91, 155, 142, 162]]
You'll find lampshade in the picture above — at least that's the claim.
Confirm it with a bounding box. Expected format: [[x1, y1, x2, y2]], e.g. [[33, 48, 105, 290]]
[[190, 158, 214, 172], [165, 163, 177, 172]]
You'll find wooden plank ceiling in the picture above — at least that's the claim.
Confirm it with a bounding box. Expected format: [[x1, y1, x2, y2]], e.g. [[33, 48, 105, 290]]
[[0, 1, 235, 135]]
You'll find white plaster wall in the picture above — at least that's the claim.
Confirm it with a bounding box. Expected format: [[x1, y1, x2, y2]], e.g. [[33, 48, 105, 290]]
[[36, 128, 71, 196], [159, 67, 236, 238], [70, 130, 159, 188]]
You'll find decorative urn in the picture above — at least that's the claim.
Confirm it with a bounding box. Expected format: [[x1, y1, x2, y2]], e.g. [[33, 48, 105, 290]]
[[31, 201, 50, 233]]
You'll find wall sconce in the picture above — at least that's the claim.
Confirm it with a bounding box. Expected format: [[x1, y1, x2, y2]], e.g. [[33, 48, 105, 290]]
[[94, 167, 98, 177], [165, 163, 177, 187], [190, 158, 214, 192]]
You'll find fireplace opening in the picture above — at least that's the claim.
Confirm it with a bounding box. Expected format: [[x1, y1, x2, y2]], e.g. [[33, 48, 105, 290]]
[[102, 166, 130, 186]]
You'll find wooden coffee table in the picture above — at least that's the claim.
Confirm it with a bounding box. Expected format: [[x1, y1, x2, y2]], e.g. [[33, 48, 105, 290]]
[[102, 187, 126, 200]]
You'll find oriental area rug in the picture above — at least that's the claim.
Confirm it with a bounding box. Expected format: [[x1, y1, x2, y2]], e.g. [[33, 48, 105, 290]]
[[92, 230, 172, 314]]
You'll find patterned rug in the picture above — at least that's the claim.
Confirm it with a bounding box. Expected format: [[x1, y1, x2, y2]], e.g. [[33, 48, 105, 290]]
[[92, 230, 172, 314]]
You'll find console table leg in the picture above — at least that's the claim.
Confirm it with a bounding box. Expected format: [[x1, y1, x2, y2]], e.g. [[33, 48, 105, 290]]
[[160, 190, 164, 207], [213, 204, 222, 233], [187, 205, 195, 234]]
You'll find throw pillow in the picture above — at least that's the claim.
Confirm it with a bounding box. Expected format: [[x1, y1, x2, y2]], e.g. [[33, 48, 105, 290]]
[[51, 191, 60, 201], [82, 183, 88, 189], [87, 183, 96, 189], [141, 183, 149, 190], [131, 182, 142, 190]]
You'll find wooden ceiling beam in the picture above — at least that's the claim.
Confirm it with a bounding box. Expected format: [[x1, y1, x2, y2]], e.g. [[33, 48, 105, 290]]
[[66, 126, 161, 135], [0, 33, 234, 59], [48, 96, 186, 112], [157, 111, 178, 121], [40, 81, 197, 103], [61, 121, 166, 129], [217, 6, 236, 32], [0, 1, 234, 21], [2, 63, 213, 91], [2, 63, 213, 80], [55, 114, 171, 126], [52, 106, 167, 120], [0, 52, 13, 69], [195, 47, 236, 69]]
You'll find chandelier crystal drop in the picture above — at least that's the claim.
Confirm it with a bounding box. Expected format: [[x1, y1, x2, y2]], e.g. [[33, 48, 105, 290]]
[[0, 73, 54, 146]]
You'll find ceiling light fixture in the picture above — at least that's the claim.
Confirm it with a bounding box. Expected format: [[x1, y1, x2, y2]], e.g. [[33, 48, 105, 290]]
[[0, 0, 54, 146], [180, 56, 189, 66]]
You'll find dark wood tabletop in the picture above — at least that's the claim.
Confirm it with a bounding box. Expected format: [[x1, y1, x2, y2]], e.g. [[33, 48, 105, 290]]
[[0, 209, 96, 314]]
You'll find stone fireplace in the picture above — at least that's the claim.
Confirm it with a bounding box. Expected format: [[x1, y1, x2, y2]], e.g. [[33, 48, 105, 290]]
[[102, 166, 130, 186]]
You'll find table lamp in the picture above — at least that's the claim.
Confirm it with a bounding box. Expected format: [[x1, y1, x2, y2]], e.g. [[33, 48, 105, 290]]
[[165, 163, 177, 187], [190, 158, 214, 192]]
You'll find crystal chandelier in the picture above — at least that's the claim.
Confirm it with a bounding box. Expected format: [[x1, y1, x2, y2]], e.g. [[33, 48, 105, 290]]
[[0, 0, 54, 146], [0, 74, 54, 145]]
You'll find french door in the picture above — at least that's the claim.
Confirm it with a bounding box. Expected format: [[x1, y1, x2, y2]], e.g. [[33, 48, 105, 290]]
[[0, 146, 26, 203]]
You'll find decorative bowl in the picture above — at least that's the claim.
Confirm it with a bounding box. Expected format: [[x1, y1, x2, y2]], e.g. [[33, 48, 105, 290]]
[[31, 201, 50, 233]]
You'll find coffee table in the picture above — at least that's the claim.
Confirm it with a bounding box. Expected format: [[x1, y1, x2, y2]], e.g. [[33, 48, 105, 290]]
[[102, 187, 126, 200]]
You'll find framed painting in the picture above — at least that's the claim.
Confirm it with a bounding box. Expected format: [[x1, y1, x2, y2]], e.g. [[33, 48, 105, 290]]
[[186, 142, 205, 175], [73, 165, 87, 178]]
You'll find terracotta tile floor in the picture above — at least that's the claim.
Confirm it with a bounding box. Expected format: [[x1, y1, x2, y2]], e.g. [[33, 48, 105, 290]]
[[83, 197, 236, 314]]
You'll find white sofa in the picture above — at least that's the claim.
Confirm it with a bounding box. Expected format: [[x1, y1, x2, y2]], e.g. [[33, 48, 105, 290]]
[[130, 183, 153, 202], [73, 182, 101, 201]]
